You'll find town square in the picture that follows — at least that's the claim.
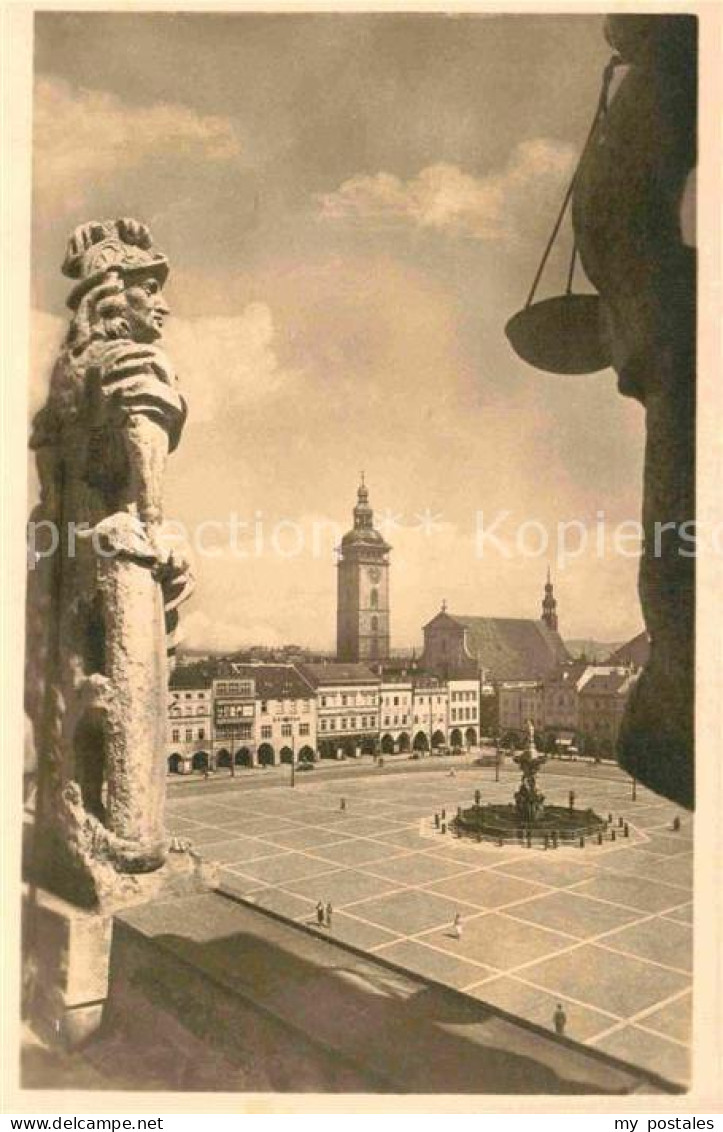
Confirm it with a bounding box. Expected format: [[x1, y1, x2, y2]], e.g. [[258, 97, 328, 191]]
[[166, 756, 692, 1087]]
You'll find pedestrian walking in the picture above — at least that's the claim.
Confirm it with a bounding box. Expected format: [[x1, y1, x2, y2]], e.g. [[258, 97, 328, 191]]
[[672, 815, 681, 831], [316, 901, 325, 928], [553, 1002, 567, 1037], [325, 902, 333, 930], [340, 797, 346, 811], [452, 912, 463, 940]]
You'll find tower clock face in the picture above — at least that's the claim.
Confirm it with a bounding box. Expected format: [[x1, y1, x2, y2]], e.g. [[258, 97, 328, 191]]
[[368, 566, 381, 583]]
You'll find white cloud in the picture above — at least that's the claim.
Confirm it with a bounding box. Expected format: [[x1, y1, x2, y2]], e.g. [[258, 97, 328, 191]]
[[164, 302, 297, 424], [33, 77, 242, 213], [29, 302, 294, 429], [318, 139, 576, 242]]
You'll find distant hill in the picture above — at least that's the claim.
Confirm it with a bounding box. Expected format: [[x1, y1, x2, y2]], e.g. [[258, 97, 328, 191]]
[[564, 639, 623, 662]]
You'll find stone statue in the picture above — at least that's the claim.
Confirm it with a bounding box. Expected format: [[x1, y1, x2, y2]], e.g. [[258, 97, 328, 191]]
[[514, 721, 547, 825], [26, 218, 195, 908], [572, 16, 696, 808]]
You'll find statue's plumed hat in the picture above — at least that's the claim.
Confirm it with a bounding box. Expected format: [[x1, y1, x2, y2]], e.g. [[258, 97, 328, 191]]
[[62, 218, 169, 310]]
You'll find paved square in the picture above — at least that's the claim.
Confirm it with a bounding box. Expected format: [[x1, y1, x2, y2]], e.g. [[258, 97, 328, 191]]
[[426, 870, 550, 910], [169, 762, 692, 1084], [419, 911, 573, 970], [374, 938, 496, 988], [504, 890, 643, 939], [351, 888, 473, 935], [463, 975, 617, 1042], [520, 943, 689, 1015], [601, 916, 692, 973], [285, 868, 401, 906]]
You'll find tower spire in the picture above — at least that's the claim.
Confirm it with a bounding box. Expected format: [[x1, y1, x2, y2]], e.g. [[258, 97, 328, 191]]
[[541, 567, 558, 632]]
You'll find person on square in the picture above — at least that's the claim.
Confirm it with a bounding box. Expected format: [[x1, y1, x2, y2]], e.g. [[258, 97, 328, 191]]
[[553, 1003, 567, 1036], [316, 901, 325, 927], [452, 912, 463, 940], [325, 902, 333, 929]]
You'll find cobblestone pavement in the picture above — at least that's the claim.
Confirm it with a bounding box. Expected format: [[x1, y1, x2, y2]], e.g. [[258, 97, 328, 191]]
[[166, 765, 692, 1086]]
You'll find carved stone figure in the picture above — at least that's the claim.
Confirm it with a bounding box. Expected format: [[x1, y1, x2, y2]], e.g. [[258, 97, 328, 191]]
[[26, 218, 194, 908], [514, 721, 547, 825], [572, 16, 696, 808]]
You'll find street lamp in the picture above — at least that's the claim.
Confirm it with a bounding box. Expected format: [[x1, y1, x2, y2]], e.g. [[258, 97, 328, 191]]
[[282, 715, 296, 788]]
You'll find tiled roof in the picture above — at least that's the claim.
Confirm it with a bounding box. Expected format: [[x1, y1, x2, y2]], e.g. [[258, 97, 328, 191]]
[[299, 662, 381, 687], [579, 671, 634, 696], [169, 664, 214, 690], [445, 615, 570, 682], [226, 663, 314, 701], [607, 631, 650, 668]]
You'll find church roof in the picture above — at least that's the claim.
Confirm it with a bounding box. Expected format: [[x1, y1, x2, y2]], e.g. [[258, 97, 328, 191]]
[[425, 611, 569, 682], [607, 630, 650, 668]]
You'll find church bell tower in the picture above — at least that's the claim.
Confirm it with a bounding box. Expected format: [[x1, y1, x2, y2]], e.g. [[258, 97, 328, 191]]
[[337, 476, 391, 662], [541, 567, 559, 632]]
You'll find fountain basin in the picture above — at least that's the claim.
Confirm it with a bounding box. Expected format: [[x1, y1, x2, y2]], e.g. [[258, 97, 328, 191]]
[[453, 803, 606, 845]]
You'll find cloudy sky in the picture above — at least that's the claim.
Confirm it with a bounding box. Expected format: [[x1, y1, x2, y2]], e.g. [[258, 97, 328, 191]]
[[30, 12, 645, 652]]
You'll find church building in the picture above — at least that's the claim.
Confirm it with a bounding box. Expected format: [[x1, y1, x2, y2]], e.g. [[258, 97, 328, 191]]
[[421, 574, 569, 683], [336, 477, 391, 662]]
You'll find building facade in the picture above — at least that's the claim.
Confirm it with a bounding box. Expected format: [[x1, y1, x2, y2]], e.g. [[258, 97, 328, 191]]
[[299, 662, 381, 759], [167, 663, 481, 770], [336, 478, 391, 663], [379, 678, 413, 753], [498, 662, 640, 753], [167, 676, 213, 774]]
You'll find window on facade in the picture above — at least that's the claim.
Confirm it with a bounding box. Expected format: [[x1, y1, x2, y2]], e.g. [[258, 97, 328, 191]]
[[300, 723, 310, 736], [350, 717, 357, 729], [261, 701, 268, 714], [342, 695, 348, 706], [198, 729, 205, 740], [329, 719, 336, 730], [172, 729, 180, 742], [370, 588, 378, 609], [261, 725, 272, 739], [281, 723, 292, 737], [185, 729, 192, 741], [320, 720, 327, 732]]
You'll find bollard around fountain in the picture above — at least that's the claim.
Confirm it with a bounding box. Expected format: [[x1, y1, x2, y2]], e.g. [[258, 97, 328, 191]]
[[618, 815, 624, 828], [597, 831, 603, 845], [579, 834, 585, 848], [624, 822, 630, 838], [611, 828, 617, 841], [441, 821, 447, 835]]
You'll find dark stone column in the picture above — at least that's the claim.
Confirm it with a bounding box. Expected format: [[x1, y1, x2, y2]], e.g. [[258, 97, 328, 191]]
[[572, 15, 696, 808]]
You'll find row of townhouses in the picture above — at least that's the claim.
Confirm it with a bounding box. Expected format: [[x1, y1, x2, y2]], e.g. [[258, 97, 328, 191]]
[[498, 659, 641, 755], [167, 661, 481, 773]]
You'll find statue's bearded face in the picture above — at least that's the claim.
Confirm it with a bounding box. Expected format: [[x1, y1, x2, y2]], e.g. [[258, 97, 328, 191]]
[[122, 274, 170, 342]]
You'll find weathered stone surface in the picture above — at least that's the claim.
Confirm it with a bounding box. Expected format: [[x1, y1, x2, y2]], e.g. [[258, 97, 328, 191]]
[[572, 16, 696, 808], [26, 219, 196, 907]]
